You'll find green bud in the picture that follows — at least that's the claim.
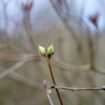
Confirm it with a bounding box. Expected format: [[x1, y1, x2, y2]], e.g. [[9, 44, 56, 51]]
[[39, 45, 46, 56], [47, 44, 54, 58]]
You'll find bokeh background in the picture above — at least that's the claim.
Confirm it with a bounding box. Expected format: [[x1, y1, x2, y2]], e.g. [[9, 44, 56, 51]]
[[0, 0, 105, 105]]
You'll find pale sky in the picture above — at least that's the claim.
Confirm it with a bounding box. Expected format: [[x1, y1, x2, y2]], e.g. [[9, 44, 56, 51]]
[[0, 0, 105, 35]]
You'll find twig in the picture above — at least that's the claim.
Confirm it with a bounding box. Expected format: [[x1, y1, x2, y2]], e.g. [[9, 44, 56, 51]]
[[43, 80, 54, 105], [39, 45, 64, 105], [46, 58, 64, 105], [50, 85, 105, 91]]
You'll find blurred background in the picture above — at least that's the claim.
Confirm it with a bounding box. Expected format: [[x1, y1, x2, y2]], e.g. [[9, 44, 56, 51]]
[[0, 0, 105, 105]]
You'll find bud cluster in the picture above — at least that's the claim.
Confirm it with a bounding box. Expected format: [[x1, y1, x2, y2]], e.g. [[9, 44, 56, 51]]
[[39, 44, 55, 58]]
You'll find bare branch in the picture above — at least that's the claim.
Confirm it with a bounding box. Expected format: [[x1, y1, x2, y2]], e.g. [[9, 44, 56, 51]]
[[9, 72, 42, 89], [0, 55, 29, 79], [43, 80, 54, 105], [0, 54, 40, 61], [50, 85, 105, 91], [49, 0, 81, 46], [53, 59, 91, 72], [22, 1, 38, 54]]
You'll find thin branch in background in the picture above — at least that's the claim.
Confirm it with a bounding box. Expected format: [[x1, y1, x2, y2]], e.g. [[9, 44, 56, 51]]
[[49, 0, 81, 47], [0, 53, 105, 75], [0, 55, 29, 80], [93, 65, 105, 75], [50, 85, 105, 91], [50, 0, 98, 70], [23, 13, 37, 52], [50, 0, 94, 69], [22, 1, 38, 54], [0, 54, 40, 61], [52, 0, 70, 17], [43, 80, 54, 105], [9, 72, 42, 89], [53, 59, 91, 72]]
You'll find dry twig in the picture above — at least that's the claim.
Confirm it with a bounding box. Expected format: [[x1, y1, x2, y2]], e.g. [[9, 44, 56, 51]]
[[43, 80, 54, 105], [50, 85, 105, 91]]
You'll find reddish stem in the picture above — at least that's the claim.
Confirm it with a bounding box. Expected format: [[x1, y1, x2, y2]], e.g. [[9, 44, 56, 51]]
[[47, 58, 64, 105]]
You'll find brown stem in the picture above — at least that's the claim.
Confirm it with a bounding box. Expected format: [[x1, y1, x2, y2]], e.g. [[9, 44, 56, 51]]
[[47, 58, 64, 105], [23, 13, 38, 53]]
